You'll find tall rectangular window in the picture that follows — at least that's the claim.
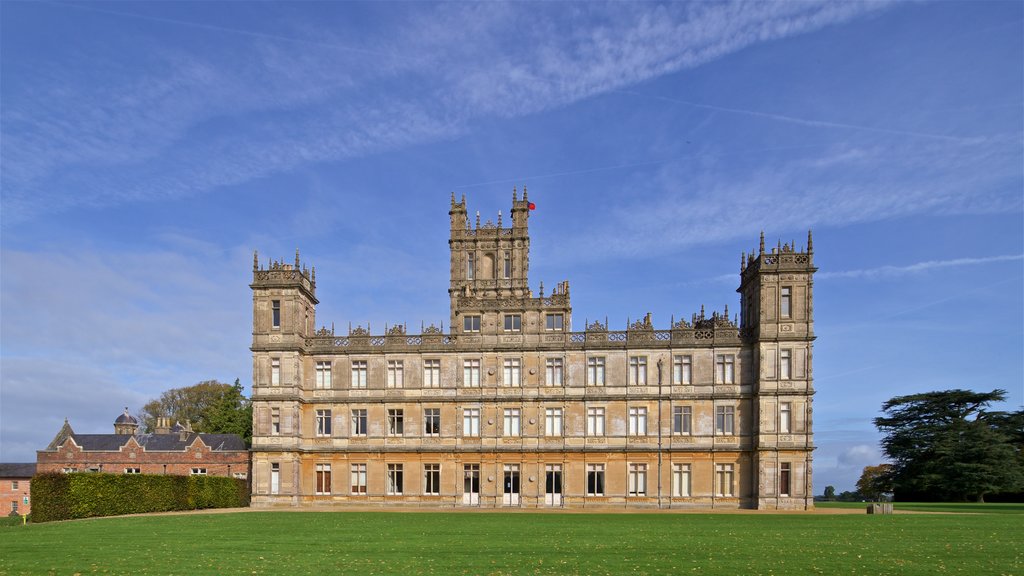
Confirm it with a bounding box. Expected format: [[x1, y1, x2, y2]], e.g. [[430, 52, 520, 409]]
[[587, 357, 605, 386], [503, 314, 521, 332], [467, 253, 475, 280], [271, 359, 280, 386], [503, 253, 512, 279], [351, 361, 367, 389], [315, 464, 331, 495], [463, 315, 481, 333], [387, 464, 404, 495], [628, 407, 647, 436], [503, 358, 521, 386], [545, 313, 564, 331], [271, 407, 280, 435], [672, 464, 691, 497], [424, 408, 441, 436], [272, 300, 281, 329], [628, 463, 647, 496], [387, 409, 404, 436], [716, 464, 735, 496], [270, 462, 280, 495], [544, 408, 563, 436], [423, 359, 441, 388], [463, 359, 481, 387], [780, 350, 792, 380], [351, 409, 367, 436], [715, 405, 735, 435], [629, 356, 648, 385], [587, 407, 605, 436], [315, 409, 332, 436], [673, 355, 692, 385], [424, 464, 441, 495], [387, 360, 404, 388], [780, 402, 792, 433], [780, 463, 792, 497], [503, 409, 521, 437], [715, 354, 735, 384], [587, 464, 605, 496], [350, 464, 367, 494], [673, 405, 692, 435], [315, 361, 332, 389], [781, 287, 792, 318], [545, 358, 563, 386], [463, 408, 480, 436]]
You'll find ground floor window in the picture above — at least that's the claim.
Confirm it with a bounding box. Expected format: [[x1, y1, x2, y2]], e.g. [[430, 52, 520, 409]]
[[387, 464, 404, 495], [124, 467, 140, 474], [780, 463, 792, 497], [315, 464, 331, 495], [715, 464, 734, 497], [191, 468, 207, 476], [628, 463, 647, 496], [587, 464, 605, 496], [351, 464, 367, 494], [672, 464, 691, 497], [424, 464, 440, 495]]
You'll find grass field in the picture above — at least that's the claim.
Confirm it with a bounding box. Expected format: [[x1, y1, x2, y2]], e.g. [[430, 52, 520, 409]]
[[1, 509, 1021, 575], [816, 501, 1024, 514]]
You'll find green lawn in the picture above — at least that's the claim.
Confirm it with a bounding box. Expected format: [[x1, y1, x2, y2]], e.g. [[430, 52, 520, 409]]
[[816, 501, 1024, 514], [1, 510, 1021, 575]]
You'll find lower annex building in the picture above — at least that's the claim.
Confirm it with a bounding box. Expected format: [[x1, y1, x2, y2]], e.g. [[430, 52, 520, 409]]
[[249, 191, 816, 509]]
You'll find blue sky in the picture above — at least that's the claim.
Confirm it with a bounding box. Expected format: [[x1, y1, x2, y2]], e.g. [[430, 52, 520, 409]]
[[1, 1, 1021, 492]]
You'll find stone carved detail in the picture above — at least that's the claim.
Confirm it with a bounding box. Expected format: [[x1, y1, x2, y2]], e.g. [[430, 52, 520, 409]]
[[386, 324, 406, 336], [349, 326, 369, 336], [586, 320, 607, 332]]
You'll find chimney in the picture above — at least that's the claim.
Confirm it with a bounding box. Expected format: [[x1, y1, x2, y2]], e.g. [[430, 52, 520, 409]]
[[155, 417, 171, 435]]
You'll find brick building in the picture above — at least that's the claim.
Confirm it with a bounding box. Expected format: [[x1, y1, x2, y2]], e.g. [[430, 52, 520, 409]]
[[0, 463, 35, 516], [249, 191, 816, 509], [37, 409, 249, 478]]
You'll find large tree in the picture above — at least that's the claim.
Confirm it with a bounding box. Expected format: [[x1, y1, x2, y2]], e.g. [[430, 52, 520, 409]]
[[856, 464, 893, 501], [874, 389, 1023, 502], [139, 379, 251, 444]]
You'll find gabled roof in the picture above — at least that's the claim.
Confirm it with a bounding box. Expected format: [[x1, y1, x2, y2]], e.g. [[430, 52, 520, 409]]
[[46, 419, 75, 450], [0, 463, 37, 478], [50, 432, 246, 453]]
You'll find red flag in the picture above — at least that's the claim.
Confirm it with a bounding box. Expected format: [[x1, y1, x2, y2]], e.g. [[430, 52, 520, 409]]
[[528, 202, 536, 210]]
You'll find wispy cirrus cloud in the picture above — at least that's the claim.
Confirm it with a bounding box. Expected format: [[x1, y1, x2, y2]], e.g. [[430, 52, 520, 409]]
[[819, 254, 1024, 280], [1, 1, 893, 223]]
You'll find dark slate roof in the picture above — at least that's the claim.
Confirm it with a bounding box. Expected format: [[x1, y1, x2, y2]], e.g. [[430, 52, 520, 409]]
[[0, 463, 37, 478], [114, 411, 138, 425], [61, 433, 246, 452]]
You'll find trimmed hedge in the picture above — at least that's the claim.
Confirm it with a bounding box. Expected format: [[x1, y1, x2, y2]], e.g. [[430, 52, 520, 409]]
[[31, 472, 249, 522]]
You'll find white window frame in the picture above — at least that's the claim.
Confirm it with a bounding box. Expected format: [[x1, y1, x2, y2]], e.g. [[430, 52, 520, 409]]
[[124, 468, 140, 474], [503, 408, 521, 437], [387, 463, 404, 495], [387, 408, 404, 436], [628, 463, 647, 497], [423, 359, 441, 388], [544, 408, 563, 436], [387, 360, 404, 388], [463, 315, 481, 333], [463, 408, 480, 437], [503, 314, 522, 332], [315, 463, 331, 495], [545, 357, 563, 386], [271, 407, 280, 435], [587, 357, 605, 386], [780, 349, 792, 380], [629, 356, 647, 385], [191, 468, 207, 476], [780, 402, 792, 433], [351, 409, 368, 436], [545, 313, 564, 331], [586, 407, 605, 436], [715, 405, 736, 435], [271, 358, 280, 386], [463, 359, 481, 387], [628, 406, 647, 436], [503, 358, 521, 387], [673, 355, 692, 385], [780, 462, 792, 497], [781, 286, 792, 318], [716, 464, 735, 497], [424, 408, 441, 436], [424, 464, 441, 495], [351, 463, 367, 495], [715, 354, 736, 384], [586, 464, 605, 496], [315, 409, 332, 437], [672, 463, 691, 497], [315, 361, 332, 389], [673, 405, 692, 435], [351, 360, 368, 389]]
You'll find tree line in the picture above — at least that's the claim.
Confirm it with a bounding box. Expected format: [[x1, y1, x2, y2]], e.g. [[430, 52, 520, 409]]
[[138, 379, 252, 445]]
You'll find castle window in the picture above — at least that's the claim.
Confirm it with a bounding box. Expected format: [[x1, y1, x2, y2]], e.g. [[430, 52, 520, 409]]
[[424, 464, 441, 495], [387, 464, 404, 495], [780, 402, 792, 433], [780, 350, 792, 380], [315, 464, 331, 495], [672, 464, 691, 497], [545, 408, 563, 436], [351, 409, 367, 436], [270, 463, 280, 494], [316, 409, 332, 436], [673, 405, 692, 435], [463, 408, 480, 436], [780, 463, 792, 497], [629, 356, 648, 385], [272, 300, 280, 329], [350, 464, 367, 494], [424, 408, 440, 436], [463, 315, 480, 333], [124, 468, 140, 474], [387, 409, 404, 436], [423, 359, 441, 388], [715, 405, 735, 435], [463, 359, 480, 387], [502, 358, 521, 386], [673, 355, 692, 385], [586, 464, 605, 496], [716, 464, 735, 496], [545, 313, 564, 331], [503, 253, 512, 279], [271, 359, 280, 386], [781, 287, 792, 318], [628, 463, 647, 497], [503, 409, 521, 437], [503, 314, 521, 332], [545, 358, 563, 386], [587, 407, 605, 436], [271, 407, 280, 435], [628, 407, 647, 436], [387, 360, 404, 388], [315, 361, 332, 389], [191, 468, 207, 475], [467, 253, 475, 280], [715, 354, 735, 384], [351, 361, 367, 389], [587, 357, 605, 386]]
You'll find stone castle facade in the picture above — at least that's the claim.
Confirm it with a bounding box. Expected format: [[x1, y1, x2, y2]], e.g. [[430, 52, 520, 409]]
[[249, 191, 816, 509]]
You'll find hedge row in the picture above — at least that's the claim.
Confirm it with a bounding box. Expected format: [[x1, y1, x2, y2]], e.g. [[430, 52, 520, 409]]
[[31, 472, 249, 522]]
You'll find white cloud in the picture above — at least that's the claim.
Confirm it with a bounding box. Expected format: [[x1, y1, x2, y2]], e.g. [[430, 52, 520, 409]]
[[819, 254, 1024, 280]]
